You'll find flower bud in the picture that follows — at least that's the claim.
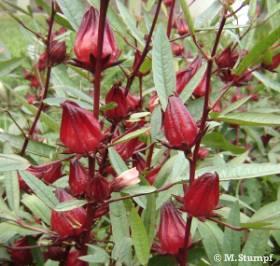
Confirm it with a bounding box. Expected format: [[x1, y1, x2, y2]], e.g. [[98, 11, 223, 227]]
[[171, 42, 185, 57], [193, 73, 207, 97], [164, 0, 174, 7], [176, 57, 202, 94], [86, 176, 111, 202], [184, 173, 219, 219], [175, 18, 189, 36], [154, 202, 187, 255], [69, 159, 89, 196], [111, 168, 140, 191], [197, 147, 209, 160], [105, 85, 128, 121], [49, 40, 67, 65], [9, 238, 33, 266], [60, 101, 103, 154], [51, 189, 87, 238], [163, 96, 198, 150], [215, 46, 238, 69], [74, 7, 120, 71], [65, 249, 87, 266]]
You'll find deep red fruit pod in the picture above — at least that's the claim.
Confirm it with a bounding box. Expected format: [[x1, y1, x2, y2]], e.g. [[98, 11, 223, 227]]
[[184, 172, 219, 219], [65, 248, 87, 266], [174, 18, 189, 36], [163, 96, 198, 150], [111, 167, 140, 191], [193, 73, 207, 97], [69, 159, 89, 196], [154, 202, 187, 255], [51, 189, 87, 238], [86, 175, 111, 202], [49, 40, 67, 65], [9, 238, 33, 266], [45, 246, 66, 261], [74, 7, 120, 69], [27, 160, 62, 184], [215, 46, 239, 69], [171, 42, 185, 57], [105, 85, 128, 121], [60, 100, 103, 154]]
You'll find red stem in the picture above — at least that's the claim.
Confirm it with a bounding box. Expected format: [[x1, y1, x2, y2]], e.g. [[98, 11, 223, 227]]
[[180, 10, 227, 266], [19, 2, 56, 156], [167, 0, 176, 38], [93, 0, 110, 119], [124, 0, 163, 95]]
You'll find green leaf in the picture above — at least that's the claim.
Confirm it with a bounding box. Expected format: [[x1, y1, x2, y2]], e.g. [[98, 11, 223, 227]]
[[112, 127, 150, 145], [220, 96, 252, 115], [234, 26, 280, 75], [54, 199, 87, 212], [202, 132, 245, 154], [198, 222, 223, 266], [253, 71, 280, 93], [19, 171, 58, 209], [238, 230, 269, 266], [179, 0, 195, 35], [222, 202, 241, 266], [56, 0, 85, 30], [109, 193, 132, 265], [0, 133, 56, 158], [108, 147, 128, 175], [80, 245, 109, 264], [22, 194, 51, 225], [215, 112, 280, 126], [0, 154, 30, 171], [121, 185, 156, 195], [4, 171, 20, 214], [151, 105, 163, 141], [152, 25, 176, 109], [180, 64, 207, 103], [0, 58, 23, 77], [198, 163, 280, 181], [129, 207, 150, 265], [116, 0, 144, 46]]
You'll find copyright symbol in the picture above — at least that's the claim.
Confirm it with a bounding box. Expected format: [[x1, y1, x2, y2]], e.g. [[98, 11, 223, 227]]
[[214, 254, 222, 262]]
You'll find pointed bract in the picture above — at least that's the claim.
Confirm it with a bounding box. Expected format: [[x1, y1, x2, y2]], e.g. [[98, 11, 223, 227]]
[[184, 173, 219, 219], [60, 101, 103, 154], [163, 96, 198, 150], [69, 159, 89, 196]]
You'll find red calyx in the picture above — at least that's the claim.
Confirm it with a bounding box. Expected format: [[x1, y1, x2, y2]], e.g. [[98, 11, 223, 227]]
[[174, 18, 189, 36], [60, 100, 103, 154], [163, 96, 198, 150], [164, 0, 174, 7], [171, 42, 185, 57], [176, 57, 202, 94], [86, 175, 111, 202], [193, 73, 207, 97], [105, 85, 128, 121], [51, 189, 87, 238], [183, 172, 219, 219], [153, 202, 188, 255], [65, 248, 87, 266], [74, 7, 120, 72], [215, 46, 239, 69], [197, 147, 209, 160], [9, 238, 33, 266], [69, 159, 89, 196]]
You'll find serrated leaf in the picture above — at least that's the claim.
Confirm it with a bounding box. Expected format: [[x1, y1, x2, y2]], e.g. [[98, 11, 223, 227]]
[[0, 133, 56, 158], [238, 230, 269, 266], [234, 26, 280, 75], [19, 171, 58, 209], [54, 199, 87, 212], [152, 25, 176, 109], [22, 194, 51, 225], [129, 207, 150, 265], [56, 0, 85, 30], [222, 202, 241, 266], [108, 147, 128, 175], [112, 127, 150, 145], [198, 163, 280, 181], [116, 0, 144, 46], [215, 112, 280, 126], [0, 154, 30, 172], [4, 171, 20, 214]]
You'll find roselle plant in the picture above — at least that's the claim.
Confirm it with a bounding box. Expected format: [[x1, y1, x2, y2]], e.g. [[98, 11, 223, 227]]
[[0, 0, 280, 265]]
